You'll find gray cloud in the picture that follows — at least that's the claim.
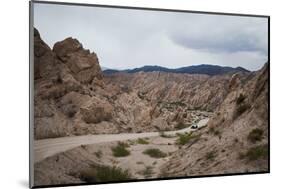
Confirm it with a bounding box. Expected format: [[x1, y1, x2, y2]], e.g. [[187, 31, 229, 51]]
[[33, 3, 268, 71], [168, 15, 268, 54]]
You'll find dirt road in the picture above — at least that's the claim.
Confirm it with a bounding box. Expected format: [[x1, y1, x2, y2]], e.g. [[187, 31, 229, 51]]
[[34, 118, 209, 163]]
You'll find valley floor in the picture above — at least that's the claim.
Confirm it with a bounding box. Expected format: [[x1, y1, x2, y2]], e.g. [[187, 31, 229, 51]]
[[34, 118, 209, 186]]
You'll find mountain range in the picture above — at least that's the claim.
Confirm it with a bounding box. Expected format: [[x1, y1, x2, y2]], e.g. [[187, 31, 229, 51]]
[[103, 64, 250, 76]]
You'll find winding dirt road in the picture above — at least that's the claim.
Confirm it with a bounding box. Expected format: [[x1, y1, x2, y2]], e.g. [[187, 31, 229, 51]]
[[34, 118, 209, 163]]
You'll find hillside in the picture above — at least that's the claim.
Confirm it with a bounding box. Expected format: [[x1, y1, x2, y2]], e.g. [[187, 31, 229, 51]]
[[160, 63, 269, 176]]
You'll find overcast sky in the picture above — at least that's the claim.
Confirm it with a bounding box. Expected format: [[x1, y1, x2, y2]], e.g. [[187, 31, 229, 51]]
[[33, 3, 268, 71]]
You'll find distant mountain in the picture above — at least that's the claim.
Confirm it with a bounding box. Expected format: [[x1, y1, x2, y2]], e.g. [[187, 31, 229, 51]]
[[103, 64, 250, 76]]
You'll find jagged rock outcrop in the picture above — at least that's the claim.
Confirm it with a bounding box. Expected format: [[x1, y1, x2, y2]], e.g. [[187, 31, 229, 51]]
[[53, 37, 102, 84], [34, 28, 105, 139]]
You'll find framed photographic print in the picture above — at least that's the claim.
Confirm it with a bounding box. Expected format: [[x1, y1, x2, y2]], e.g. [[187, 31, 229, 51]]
[[29, 0, 270, 188]]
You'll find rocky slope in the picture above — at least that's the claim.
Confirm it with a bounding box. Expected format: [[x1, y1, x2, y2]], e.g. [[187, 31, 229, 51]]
[[160, 63, 269, 176]]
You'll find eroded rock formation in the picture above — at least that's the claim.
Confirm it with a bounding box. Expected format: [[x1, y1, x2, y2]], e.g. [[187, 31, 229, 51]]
[[34, 28, 253, 139]]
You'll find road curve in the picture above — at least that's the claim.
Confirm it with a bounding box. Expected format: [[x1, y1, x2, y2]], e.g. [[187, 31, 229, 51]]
[[34, 118, 209, 163]]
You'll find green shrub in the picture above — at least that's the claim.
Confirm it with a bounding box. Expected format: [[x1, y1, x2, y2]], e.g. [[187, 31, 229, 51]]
[[143, 148, 167, 158], [112, 142, 130, 157], [137, 138, 149, 145], [176, 132, 198, 145], [244, 145, 268, 161], [248, 128, 263, 143], [80, 165, 131, 183]]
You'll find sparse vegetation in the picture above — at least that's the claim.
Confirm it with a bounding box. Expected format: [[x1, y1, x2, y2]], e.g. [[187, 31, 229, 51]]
[[241, 145, 268, 161], [248, 128, 263, 143], [176, 132, 199, 145], [112, 142, 130, 157], [137, 138, 149, 145], [143, 148, 167, 158], [80, 165, 131, 183]]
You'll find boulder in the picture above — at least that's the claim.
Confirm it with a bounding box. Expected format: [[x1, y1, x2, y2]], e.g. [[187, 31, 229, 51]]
[[52, 37, 103, 84], [53, 37, 82, 62]]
